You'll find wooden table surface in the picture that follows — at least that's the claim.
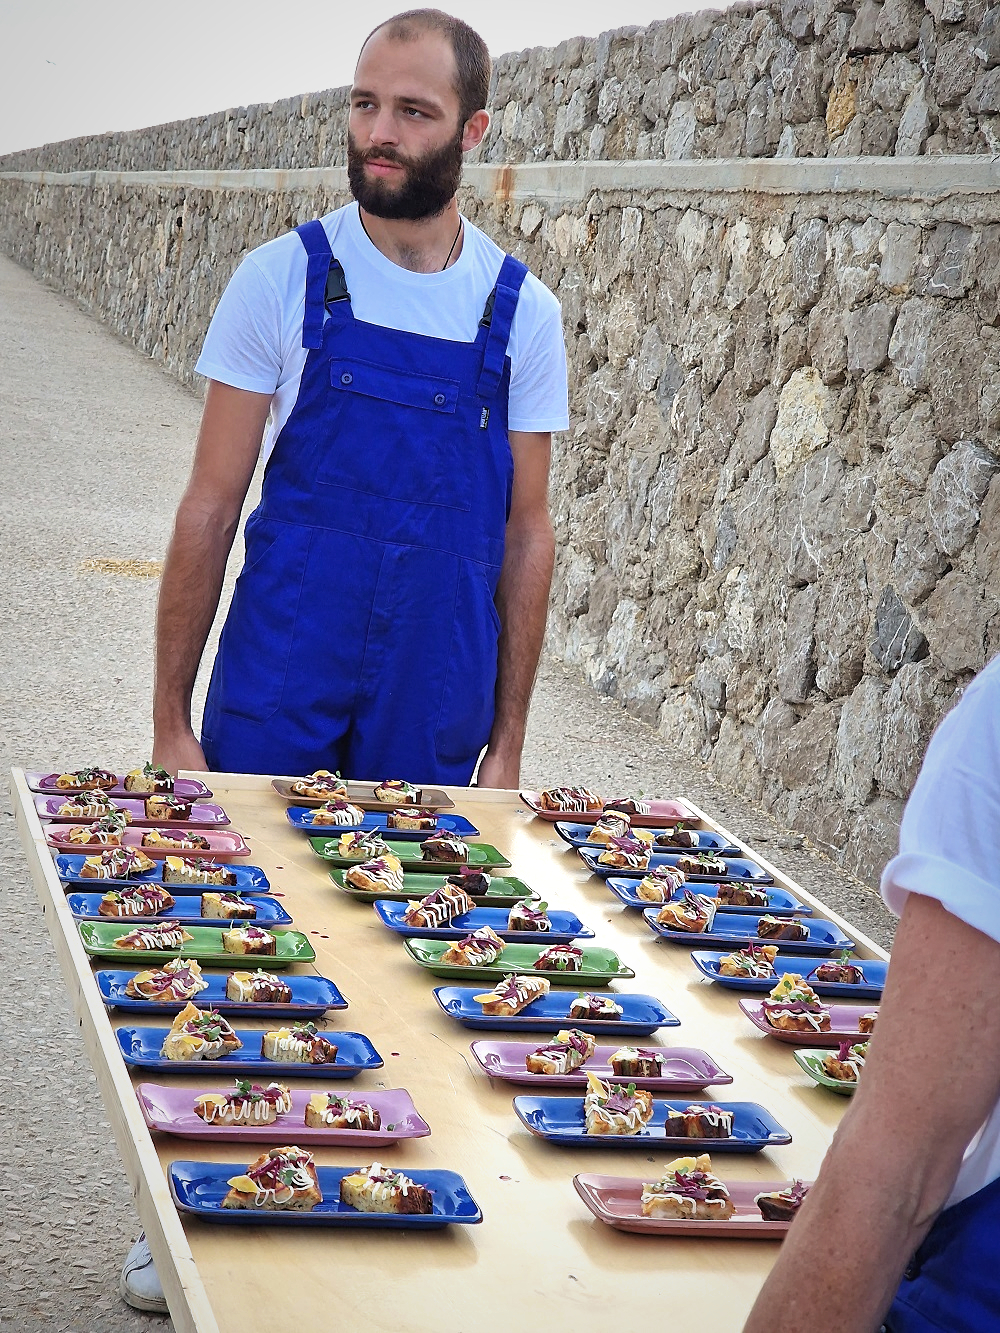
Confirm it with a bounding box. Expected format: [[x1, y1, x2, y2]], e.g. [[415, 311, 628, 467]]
[[13, 769, 888, 1333]]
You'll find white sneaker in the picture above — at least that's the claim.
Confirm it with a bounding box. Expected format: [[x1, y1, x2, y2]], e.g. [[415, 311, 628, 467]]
[[119, 1232, 168, 1314]]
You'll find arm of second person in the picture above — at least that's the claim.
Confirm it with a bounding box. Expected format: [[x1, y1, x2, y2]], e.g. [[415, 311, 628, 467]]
[[152, 381, 273, 773], [476, 431, 555, 790], [744, 891, 1000, 1333]]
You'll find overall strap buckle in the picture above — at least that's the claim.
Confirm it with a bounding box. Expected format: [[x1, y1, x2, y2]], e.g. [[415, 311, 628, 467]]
[[295, 220, 351, 349], [476, 254, 529, 399]]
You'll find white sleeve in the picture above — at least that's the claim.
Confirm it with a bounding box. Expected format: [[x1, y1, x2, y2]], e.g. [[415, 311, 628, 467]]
[[507, 283, 569, 434], [194, 255, 285, 395], [880, 660, 1000, 944]]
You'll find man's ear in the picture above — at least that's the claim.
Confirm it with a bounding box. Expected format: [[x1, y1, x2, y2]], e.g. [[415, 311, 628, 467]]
[[462, 108, 490, 152]]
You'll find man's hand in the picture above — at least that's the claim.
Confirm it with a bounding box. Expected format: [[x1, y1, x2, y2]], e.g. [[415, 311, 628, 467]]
[[476, 747, 521, 791], [482, 431, 554, 789], [153, 381, 271, 757], [152, 727, 208, 778]]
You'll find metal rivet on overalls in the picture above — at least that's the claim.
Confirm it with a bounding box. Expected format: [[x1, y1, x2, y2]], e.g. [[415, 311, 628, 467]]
[[341, 371, 353, 385], [433, 392, 446, 405]]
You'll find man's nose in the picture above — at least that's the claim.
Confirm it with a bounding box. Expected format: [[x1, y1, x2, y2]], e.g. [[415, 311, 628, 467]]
[[368, 108, 399, 147]]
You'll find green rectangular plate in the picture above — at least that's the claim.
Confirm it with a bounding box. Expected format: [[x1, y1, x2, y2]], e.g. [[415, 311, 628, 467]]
[[329, 870, 537, 906], [77, 922, 316, 968], [310, 837, 511, 872], [792, 1048, 858, 1095], [402, 939, 634, 986]]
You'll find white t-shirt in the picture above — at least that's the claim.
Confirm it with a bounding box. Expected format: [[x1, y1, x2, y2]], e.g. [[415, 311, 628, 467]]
[[880, 651, 1000, 1207], [196, 203, 569, 457]]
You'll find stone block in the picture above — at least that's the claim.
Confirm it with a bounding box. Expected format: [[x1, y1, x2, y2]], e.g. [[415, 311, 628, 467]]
[[879, 222, 921, 291], [663, 101, 697, 159], [888, 297, 936, 389], [791, 217, 828, 309], [872, 53, 922, 110], [850, 0, 884, 52], [914, 223, 975, 298], [927, 439, 999, 555], [927, 309, 984, 441], [892, 517, 949, 604], [771, 367, 836, 478], [814, 571, 869, 698], [876, 0, 924, 49], [876, 662, 950, 798], [846, 301, 895, 374], [973, 6, 1000, 68], [778, 584, 819, 702], [737, 385, 779, 466], [808, 295, 849, 383], [869, 585, 929, 669], [969, 68, 1000, 113], [826, 75, 859, 136], [932, 35, 980, 106], [834, 675, 887, 807], [895, 76, 932, 151], [918, 570, 989, 676]]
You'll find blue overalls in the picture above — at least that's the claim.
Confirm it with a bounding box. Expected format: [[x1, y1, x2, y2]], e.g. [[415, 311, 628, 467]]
[[200, 219, 528, 784], [884, 1176, 1000, 1330]]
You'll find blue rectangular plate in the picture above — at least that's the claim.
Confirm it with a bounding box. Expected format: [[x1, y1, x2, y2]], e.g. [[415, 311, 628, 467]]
[[286, 808, 479, 840], [169, 1162, 482, 1227], [512, 1097, 792, 1151], [66, 893, 292, 927], [432, 986, 679, 1035], [605, 877, 812, 917], [578, 847, 773, 883], [373, 900, 594, 944], [554, 822, 740, 854], [691, 950, 887, 999], [96, 970, 347, 1017], [643, 910, 853, 954], [116, 1026, 382, 1077], [55, 855, 271, 893]]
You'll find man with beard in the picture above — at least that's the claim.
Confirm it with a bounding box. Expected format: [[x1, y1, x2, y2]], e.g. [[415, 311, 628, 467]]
[[147, 8, 567, 817]]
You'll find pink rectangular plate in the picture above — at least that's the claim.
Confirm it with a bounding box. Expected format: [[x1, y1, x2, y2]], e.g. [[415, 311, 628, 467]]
[[469, 1040, 732, 1091], [573, 1173, 808, 1237], [26, 771, 213, 800], [137, 1083, 430, 1147], [34, 795, 230, 827], [44, 827, 251, 860], [271, 778, 454, 811], [739, 998, 878, 1047], [520, 791, 693, 827]]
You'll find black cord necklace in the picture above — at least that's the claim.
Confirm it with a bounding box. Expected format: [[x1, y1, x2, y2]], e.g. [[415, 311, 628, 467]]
[[360, 211, 462, 271]]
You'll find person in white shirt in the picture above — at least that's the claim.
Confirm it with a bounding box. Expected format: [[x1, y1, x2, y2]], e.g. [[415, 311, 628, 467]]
[[150, 7, 567, 796], [745, 650, 1000, 1332]]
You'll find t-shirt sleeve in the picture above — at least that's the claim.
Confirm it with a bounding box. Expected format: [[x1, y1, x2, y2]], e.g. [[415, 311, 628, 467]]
[[194, 255, 285, 395], [507, 282, 569, 434], [880, 665, 1000, 945]]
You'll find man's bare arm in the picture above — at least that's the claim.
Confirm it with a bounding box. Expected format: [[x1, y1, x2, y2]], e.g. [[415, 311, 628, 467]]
[[744, 892, 1000, 1333], [477, 431, 555, 790], [152, 381, 273, 773]]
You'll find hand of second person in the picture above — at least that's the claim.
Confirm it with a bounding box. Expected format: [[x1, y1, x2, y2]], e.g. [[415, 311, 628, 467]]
[[475, 748, 521, 791], [152, 729, 209, 778]]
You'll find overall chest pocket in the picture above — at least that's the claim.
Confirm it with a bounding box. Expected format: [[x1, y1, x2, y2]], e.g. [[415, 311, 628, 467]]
[[315, 357, 473, 513]]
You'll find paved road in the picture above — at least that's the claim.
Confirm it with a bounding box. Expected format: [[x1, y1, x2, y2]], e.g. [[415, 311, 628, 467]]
[[0, 251, 895, 1331]]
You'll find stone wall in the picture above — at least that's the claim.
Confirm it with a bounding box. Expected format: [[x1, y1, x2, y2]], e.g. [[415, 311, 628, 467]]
[[3, 0, 1000, 887], [4, 0, 1000, 173]]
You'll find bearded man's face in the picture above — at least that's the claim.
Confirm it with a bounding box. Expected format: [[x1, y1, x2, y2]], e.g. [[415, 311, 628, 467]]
[[347, 128, 464, 221]]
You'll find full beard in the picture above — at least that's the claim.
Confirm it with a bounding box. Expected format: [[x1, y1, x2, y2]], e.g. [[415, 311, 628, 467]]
[[347, 130, 465, 221]]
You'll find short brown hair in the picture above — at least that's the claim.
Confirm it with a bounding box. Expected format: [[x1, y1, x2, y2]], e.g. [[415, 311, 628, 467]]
[[361, 9, 491, 126]]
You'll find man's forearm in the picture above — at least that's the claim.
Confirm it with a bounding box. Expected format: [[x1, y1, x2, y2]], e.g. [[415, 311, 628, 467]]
[[487, 517, 555, 765], [153, 496, 240, 737]]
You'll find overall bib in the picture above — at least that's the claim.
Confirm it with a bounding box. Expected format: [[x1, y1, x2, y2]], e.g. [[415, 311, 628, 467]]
[[201, 220, 528, 784], [884, 1175, 1000, 1330]]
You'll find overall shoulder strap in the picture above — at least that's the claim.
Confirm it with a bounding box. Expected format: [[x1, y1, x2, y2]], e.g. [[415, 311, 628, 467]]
[[476, 254, 529, 399], [295, 221, 351, 349]]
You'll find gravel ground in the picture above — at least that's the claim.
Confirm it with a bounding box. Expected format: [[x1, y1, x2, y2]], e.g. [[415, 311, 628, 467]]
[[0, 252, 896, 1331]]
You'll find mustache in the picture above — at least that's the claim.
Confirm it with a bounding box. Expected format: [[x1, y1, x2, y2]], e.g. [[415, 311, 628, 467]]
[[359, 146, 411, 168]]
